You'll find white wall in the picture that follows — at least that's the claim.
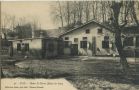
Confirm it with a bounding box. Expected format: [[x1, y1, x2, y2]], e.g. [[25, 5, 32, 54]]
[[12, 38, 42, 59], [61, 23, 116, 56], [13, 39, 42, 50], [12, 38, 59, 58]]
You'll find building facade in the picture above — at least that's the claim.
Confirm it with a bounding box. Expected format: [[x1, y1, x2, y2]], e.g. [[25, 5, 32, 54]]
[[10, 37, 62, 59], [60, 20, 118, 56]]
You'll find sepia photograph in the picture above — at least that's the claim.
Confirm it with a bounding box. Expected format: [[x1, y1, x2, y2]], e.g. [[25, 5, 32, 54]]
[[0, 0, 139, 90]]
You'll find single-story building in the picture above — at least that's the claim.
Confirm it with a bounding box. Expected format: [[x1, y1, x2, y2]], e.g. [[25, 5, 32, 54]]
[[9, 37, 63, 59], [122, 25, 139, 57], [59, 20, 118, 56]]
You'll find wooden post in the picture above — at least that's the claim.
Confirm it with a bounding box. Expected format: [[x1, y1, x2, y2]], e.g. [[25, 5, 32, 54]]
[[92, 37, 96, 56]]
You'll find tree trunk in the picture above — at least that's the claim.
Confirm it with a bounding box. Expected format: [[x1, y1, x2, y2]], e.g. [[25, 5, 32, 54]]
[[67, 2, 70, 26], [58, 1, 64, 27], [115, 28, 129, 73], [131, 2, 139, 26], [111, 2, 129, 74]]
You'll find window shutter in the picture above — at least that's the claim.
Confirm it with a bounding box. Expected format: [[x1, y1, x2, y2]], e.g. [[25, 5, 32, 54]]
[[17, 43, 21, 51], [25, 43, 29, 51]]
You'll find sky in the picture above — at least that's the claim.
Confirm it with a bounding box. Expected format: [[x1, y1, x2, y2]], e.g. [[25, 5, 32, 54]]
[[1, 1, 59, 29], [2, 1, 139, 29]]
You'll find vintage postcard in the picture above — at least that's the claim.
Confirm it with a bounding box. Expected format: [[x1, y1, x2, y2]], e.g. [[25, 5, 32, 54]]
[[0, 0, 139, 90]]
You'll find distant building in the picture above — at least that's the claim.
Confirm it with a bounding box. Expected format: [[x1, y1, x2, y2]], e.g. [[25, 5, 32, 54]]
[[9, 37, 63, 59], [122, 25, 139, 57], [7, 26, 65, 59], [59, 20, 118, 56]]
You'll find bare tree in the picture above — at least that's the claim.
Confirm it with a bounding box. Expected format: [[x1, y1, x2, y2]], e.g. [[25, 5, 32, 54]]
[[70, 1, 78, 24], [130, 1, 139, 26], [110, 1, 139, 73], [17, 17, 27, 26], [30, 17, 40, 30], [51, 1, 138, 33], [51, 1, 64, 28], [77, 1, 83, 23], [91, 1, 98, 20], [65, 1, 70, 26], [58, 1, 64, 27], [101, 1, 107, 22], [1, 13, 11, 29], [83, 1, 91, 22], [9, 15, 17, 31]]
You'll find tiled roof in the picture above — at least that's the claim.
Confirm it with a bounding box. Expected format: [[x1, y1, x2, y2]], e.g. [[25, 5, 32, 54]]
[[59, 20, 113, 37]]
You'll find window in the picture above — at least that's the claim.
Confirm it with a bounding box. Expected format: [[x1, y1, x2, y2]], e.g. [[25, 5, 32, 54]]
[[80, 41, 87, 48], [123, 37, 134, 46], [83, 37, 87, 41], [64, 41, 71, 48], [102, 36, 110, 49], [86, 29, 90, 34], [102, 41, 109, 49], [104, 36, 109, 41], [17, 43, 21, 51], [136, 36, 139, 47], [98, 28, 103, 34], [74, 38, 78, 43], [65, 37, 69, 40], [48, 43, 54, 52], [25, 43, 29, 51]]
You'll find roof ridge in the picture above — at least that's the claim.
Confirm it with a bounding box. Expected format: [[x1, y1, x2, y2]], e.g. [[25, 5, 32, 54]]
[[59, 19, 113, 37]]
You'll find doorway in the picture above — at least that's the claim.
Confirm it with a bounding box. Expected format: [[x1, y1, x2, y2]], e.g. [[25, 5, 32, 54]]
[[71, 44, 78, 56]]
